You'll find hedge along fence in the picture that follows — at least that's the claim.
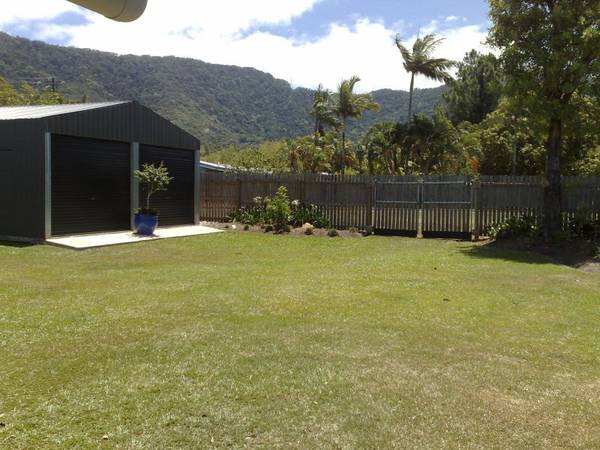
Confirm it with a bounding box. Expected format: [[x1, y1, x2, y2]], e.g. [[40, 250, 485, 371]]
[[199, 172, 600, 236]]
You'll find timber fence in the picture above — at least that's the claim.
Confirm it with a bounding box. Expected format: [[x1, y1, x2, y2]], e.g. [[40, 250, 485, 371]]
[[199, 172, 600, 237]]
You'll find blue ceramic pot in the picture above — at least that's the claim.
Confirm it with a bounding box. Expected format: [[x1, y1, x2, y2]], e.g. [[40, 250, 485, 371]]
[[134, 213, 159, 236]]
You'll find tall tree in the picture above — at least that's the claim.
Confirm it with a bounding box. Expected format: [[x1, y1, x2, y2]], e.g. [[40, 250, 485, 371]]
[[331, 76, 379, 173], [489, 0, 600, 239], [445, 50, 503, 124], [310, 85, 339, 136], [395, 34, 454, 122], [363, 122, 401, 175], [0, 77, 21, 105], [0, 77, 65, 106]]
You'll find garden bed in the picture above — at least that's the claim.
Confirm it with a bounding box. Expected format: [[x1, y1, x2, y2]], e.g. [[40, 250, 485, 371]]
[[200, 221, 366, 239]]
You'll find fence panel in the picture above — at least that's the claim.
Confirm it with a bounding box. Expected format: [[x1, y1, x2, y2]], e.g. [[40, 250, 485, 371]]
[[478, 175, 544, 232], [374, 176, 419, 232], [562, 176, 600, 225], [422, 175, 472, 233]]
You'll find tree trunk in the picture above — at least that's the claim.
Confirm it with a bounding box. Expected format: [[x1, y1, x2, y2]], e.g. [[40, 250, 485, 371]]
[[341, 129, 346, 174], [543, 117, 562, 240], [340, 119, 346, 175], [407, 72, 415, 123]]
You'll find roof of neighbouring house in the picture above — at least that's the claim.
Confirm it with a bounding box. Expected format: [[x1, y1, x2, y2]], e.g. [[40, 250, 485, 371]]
[[0, 102, 128, 120], [198, 160, 228, 172]]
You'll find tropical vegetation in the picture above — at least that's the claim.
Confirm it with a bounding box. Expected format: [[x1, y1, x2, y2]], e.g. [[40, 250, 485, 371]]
[[226, 186, 330, 230], [395, 33, 454, 122], [0, 76, 64, 106]]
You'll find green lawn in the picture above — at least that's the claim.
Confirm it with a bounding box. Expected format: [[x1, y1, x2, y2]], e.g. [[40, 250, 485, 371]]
[[1, 233, 599, 449]]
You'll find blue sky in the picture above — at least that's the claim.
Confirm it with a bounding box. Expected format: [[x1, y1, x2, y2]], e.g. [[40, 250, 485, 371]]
[[257, 0, 489, 40], [0, 0, 491, 92]]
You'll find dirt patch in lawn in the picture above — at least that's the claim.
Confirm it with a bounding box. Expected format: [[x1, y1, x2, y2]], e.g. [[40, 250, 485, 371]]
[[200, 222, 366, 239], [477, 238, 600, 272]]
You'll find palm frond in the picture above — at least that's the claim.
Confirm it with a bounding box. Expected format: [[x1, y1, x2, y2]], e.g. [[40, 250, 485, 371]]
[[395, 34, 414, 71], [418, 58, 456, 82], [413, 34, 445, 57]]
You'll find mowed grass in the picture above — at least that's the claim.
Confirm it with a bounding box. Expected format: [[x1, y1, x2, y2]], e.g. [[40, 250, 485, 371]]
[[1, 233, 599, 449]]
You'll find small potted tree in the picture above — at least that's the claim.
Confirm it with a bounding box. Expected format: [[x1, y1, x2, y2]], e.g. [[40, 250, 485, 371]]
[[134, 162, 173, 235]]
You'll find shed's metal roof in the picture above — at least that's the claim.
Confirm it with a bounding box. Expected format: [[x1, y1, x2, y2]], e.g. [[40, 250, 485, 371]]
[[0, 102, 128, 120]]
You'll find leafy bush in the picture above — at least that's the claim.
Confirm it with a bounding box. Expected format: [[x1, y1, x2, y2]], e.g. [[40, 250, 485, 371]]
[[566, 210, 600, 240], [290, 203, 330, 229], [226, 203, 265, 225], [327, 229, 339, 237], [486, 215, 541, 240], [488, 212, 600, 242], [227, 186, 330, 230], [264, 186, 292, 231]]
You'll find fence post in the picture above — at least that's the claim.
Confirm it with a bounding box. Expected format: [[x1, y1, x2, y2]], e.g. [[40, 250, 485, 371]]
[[237, 175, 243, 209], [417, 178, 424, 238], [471, 178, 482, 240], [367, 177, 375, 232]]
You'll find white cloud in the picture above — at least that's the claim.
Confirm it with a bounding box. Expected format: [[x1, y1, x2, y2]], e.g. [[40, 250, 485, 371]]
[[0, 0, 491, 92], [0, 0, 77, 25]]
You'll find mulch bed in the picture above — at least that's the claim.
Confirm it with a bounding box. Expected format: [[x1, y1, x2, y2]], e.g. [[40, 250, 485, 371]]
[[201, 222, 366, 239]]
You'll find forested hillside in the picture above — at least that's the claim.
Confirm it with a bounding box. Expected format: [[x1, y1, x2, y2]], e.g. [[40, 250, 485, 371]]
[[0, 32, 444, 147]]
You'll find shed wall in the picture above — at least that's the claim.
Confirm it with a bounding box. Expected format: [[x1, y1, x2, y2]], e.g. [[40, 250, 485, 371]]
[[0, 120, 46, 240]]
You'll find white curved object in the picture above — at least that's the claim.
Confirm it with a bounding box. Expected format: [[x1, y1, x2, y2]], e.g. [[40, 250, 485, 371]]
[[68, 0, 147, 22]]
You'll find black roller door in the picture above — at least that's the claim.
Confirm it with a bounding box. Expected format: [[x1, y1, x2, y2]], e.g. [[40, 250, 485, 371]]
[[139, 145, 194, 226], [52, 135, 130, 236]]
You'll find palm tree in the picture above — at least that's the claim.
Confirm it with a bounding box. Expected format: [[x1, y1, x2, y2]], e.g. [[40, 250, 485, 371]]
[[396, 33, 454, 122], [332, 76, 380, 173], [310, 84, 339, 136]]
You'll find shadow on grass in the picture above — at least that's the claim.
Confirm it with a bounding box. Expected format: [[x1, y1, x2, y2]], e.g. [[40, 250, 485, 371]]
[[461, 239, 599, 268], [0, 240, 36, 248], [460, 243, 554, 266]]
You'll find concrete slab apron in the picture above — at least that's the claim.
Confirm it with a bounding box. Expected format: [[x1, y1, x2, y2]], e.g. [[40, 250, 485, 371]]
[[46, 225, 223, 249]]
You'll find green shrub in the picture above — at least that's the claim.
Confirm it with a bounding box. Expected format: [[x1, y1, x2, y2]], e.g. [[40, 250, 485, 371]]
[[327, 229, 339, 238], [264, 186, 292, 231], [264, 224, 274, 233], [290, 204, 330, 229], [486, 215, 541, 240], [226, 206, 260, 225], [227, 186, 329, 231], [566, 210, 600, 241]]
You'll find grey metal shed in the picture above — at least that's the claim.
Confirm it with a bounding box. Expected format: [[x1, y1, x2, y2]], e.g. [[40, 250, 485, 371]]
[[0, 101, 201, 242]]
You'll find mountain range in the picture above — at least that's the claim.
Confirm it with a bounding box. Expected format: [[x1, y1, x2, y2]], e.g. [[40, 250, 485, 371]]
[[0, 32, 445, 147]]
